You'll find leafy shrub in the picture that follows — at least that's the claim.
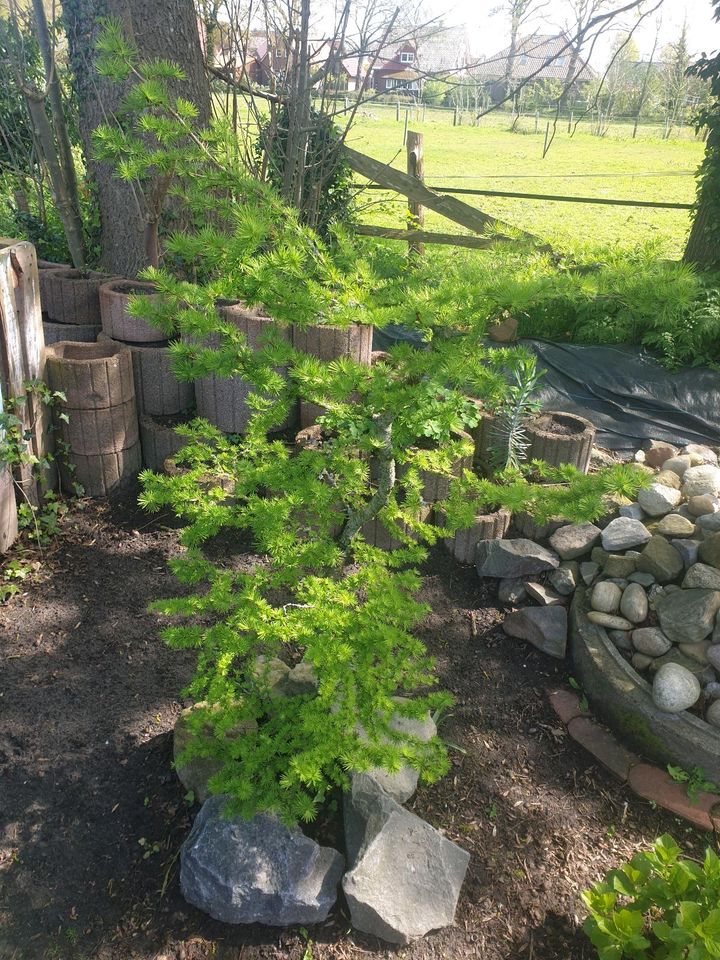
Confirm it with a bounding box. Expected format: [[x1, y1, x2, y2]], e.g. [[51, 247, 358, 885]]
[[583, 834, 720, 959]]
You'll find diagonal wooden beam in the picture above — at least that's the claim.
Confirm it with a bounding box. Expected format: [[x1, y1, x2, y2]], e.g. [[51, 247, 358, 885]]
[[343, 146, 544, 246]]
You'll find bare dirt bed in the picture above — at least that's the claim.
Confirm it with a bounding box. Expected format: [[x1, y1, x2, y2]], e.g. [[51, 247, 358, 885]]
[[0, 494, 709, 960]]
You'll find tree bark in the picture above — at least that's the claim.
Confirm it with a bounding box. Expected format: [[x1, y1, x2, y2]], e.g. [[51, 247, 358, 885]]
[[61, 0, 211, 278]]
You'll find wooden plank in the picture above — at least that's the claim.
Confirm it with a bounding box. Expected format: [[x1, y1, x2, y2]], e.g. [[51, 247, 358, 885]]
[[354, 225, 514, 248], [343, 146, 541, 245], [364, 182, 694, 210]]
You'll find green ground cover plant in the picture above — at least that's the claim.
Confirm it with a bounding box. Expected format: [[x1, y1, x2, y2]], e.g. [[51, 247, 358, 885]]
[[94, 22, 649, 824], [583, 834, 720, 959]]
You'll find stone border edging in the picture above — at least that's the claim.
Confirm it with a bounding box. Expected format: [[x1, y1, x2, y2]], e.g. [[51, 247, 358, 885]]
[[548, 685, 720, 831], [569, 588, 720, 782]]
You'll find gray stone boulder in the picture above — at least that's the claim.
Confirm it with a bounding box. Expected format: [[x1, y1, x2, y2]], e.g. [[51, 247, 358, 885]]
[[619, 503, 645, 521], [603, 554, 637, 578], [502, 606, 567, 658], [682, 563, 720, 591], [696, 513, 720, 535], [638, 483, 682, 517], [181, 797, 344, 925], [656, 589, 720, 644], [364, 701, 437, 804], [620, 583, 649, 624], [631, 627, 671, 657], [601, 517, 652, 552], [683, 444, 719, 466], [580, 561, 600, 585], [498, 578, 527, 605], [652, 663, 701, 714], [549, 561, 579, 596], [643, 440, 678, 468], [699, 534, 720, 570], [636, 536, 684, 583], [688, 495, 720, 517], [682, 465, 720, 500], [590, 581, 622, 614], [655, 514, 696, 538], [476, 539, 559, 579], [174, 703, 256, 804], [343, 774, 470, 944], [663, 455, 692, 477], [548, 523, 601, 560], [672, 539, 701, 569]]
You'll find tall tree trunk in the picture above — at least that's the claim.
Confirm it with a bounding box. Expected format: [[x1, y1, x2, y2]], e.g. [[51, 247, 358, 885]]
[[61, 0, 211, 277], [684, 174, 720, 268]]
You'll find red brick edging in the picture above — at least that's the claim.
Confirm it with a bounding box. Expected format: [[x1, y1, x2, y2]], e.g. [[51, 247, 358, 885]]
[[548, 686, 720, 831]]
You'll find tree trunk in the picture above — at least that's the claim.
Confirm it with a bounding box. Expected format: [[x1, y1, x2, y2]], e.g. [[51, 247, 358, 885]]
[[684, 179, 720, 268], [61, 0, 211, 278]]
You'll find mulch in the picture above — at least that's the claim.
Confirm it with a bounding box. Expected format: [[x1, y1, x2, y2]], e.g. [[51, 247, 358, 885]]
[[0, 493, 712, 960]]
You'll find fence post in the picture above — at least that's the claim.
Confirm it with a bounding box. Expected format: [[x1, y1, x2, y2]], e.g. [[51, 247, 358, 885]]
[[396, 101, 400, 122], [453, 105, 458, 126], [568, 111, 573, 134], [403, 108, 409, 146], [406, 130, 425, 259], [535, 110, 539, 134]]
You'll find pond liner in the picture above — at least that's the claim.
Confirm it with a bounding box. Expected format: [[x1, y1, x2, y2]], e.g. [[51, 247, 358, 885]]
[[373, 326, 720, 452]]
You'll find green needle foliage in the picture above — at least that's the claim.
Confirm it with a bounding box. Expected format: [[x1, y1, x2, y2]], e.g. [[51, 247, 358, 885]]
[[97, 22, 648, 824]]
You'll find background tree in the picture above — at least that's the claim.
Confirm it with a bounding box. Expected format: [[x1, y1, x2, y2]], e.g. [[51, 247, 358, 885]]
[[683, 0, 720, 269], [61, 0, 211, 276], [492, 0, 549, 101]]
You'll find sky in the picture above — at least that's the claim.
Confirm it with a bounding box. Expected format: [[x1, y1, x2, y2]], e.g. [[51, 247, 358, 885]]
[[428, 0, 719, 65]]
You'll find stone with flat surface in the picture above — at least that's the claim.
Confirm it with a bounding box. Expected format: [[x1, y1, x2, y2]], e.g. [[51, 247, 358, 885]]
[[502, 606, 567, 658], [476, 539, 559, 579]]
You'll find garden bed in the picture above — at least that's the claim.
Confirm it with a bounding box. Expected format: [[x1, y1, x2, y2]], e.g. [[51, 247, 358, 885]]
[[0, 493, 712, 960]]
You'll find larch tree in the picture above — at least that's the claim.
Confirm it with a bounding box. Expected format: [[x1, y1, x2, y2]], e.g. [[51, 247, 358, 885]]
[[60, 0, 211, 277]]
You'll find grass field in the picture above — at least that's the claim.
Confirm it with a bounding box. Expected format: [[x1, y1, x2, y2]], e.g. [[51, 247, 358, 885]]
[[344, 104, 705, 259]]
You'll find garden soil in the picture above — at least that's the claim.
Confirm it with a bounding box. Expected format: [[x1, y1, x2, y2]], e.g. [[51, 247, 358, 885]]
[[0, 494, 711, 960]]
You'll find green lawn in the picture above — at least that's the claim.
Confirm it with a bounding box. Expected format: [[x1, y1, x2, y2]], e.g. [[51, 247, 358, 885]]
[[345, 105, 705, 259]]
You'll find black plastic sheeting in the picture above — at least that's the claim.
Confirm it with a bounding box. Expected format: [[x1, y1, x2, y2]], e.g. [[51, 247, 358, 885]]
[[373, 327, 720, 452]]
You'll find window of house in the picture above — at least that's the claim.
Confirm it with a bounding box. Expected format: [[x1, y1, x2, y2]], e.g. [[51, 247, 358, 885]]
[[400, 51, 414, 63]]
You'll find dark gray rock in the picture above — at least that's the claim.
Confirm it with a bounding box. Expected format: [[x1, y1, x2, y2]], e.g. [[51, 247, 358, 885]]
[[656, 589, 720, 644], [343, 774, 470, 944], [476, 539, 559, 579], [619, 503, 645, 521], [682, 563, 720, 591], [603, 555, 637, 578], [632, 627, 671, 657], [699, 534, 720, 570], [548, 523, 601, 560], [601, 517, 652, 552], [670, 539, 701, 569], [697, 513, 720, 535], [502, 606, 567, 658], [181, 797, 344, 925], [580, 561, 600, 586], [364, 701, 437, 803], [636, 536, 684, 584], [628, 571, 655, 587], [549, 561, 579, 596], [498, 578, 527, 605]]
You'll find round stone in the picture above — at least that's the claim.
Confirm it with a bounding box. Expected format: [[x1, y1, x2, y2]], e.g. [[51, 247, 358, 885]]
[[609, 629, 633, 652], [620, 583, 649, 624], [652, 662, 701, 713], [704, 681, 720, 700], [682, 465, 720, 500], [638, 483, 683, 517], [682, 563, 720, 591], [696, 513, 720, 534], [707, 645, 720, 672], [655, 514, 696, 537], [601, 517, 652, 552], [663, 455, 692, 478], [706, 700, 720, 729], [688, 495, 719, 518], [591, 581, 622, 614], [655, 470, 682, 490], [586, 611, 634, 630], [683, 444, 719, 466], [632, 627, 672, 657]]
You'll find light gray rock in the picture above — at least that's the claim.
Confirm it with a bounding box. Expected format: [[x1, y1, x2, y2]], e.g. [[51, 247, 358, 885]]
[[706, 645, 720, 672], [502, 606, 567, 658], [343, 774, 470, 944], [655, 470, 682, 491], [656, 589, 720, 644], [181, 797, 344, 925], [705, 681, 720, 700], [580, 561, 600, 586], [601, 517, 652, 552], [636, 536, 684, 584], [632, 627, 672, 657], [498, 578, 528, 605], [706, 701, 720, 729], [699, 534, 720, 570], [650, 649, 715, 680], [173, 703, 256, 804], [696, 513, 720, 534], [682, 465, 720, 500], [549, 562, 579, 596], [591, 581, 622, 614], [671, 539, 701, 569], [548, 523, 601, 560], [643, 440, 679, 468], [638, 483, 682, 517], [619, 503, 645, 521], [283, 661, 320, 696], [620, 583, 649, 624], [365, 702, 437, 804], [609, 629, 634, 652], [632, 653, 653, 671], [682, 563, 720, 591], [652, 663, 701, 714], [683, 444, 719, 466], [628, 571, 656, 587], [586, 611, 634, 631], [476, 539, 559, 579], [663, 455, 692, 478], [525, 582, 564, 606], [688, 495, 720, 518], [605, 578, 630, 589], [655, 514, 696, 538]]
